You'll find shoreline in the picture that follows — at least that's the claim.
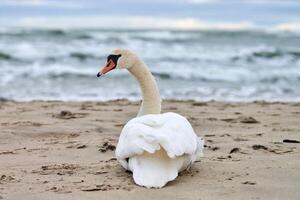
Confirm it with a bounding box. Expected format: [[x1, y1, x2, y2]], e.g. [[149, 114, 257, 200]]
[[1, 98, 300, 104], [0, 100, 299, 199]]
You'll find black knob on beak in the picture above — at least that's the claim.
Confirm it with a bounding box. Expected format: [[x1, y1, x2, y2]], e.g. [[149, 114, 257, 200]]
[[97, 72, 101, 77]]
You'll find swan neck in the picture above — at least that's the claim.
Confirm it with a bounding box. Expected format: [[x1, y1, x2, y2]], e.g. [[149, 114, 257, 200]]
[[128, 59, 161, 116]]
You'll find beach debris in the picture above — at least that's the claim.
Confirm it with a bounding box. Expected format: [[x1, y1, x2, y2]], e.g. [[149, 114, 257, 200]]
[[192, 102, 208, 106], [0, 151, 16, 155], [229, 147, 248, 154], [114, 123, 125, 127], [207, 117, 218, 121], [229, 147, 240, 154], [273, 142, 283, 144], [68, 133, 80, 138], [210, 146, 219, 151], [52, 110, 87, 119], [92, 171, 108, 175], [221, 116, 260, 124], [80, 186, 103, 191], [76, 144, 87, 149], [234, 137, 249, 142], [220, 133, 231, 137], [252, 144, 268, 150], [32, 164, 81, 175], [221, 118, 237, 122], [0, 175, 17, 183], [239, 116, 260, 123], [215, 156, 228, 160], [54, 110, 74, 119], [268, 149, 293, 154], [47, 186, 72, 194], [66, 143, 87, 149], [98, 141, 116, 152], [283, 139, 300, 143], [251, 144, 293, 154], [204, 134, 216, 137], [80, 184, 125, 192], [242, 181, 256, 185], [8, 121, 44, 126]]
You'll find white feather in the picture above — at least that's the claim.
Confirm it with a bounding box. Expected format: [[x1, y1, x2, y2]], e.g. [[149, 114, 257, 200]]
[[116, 112, 204, 188]]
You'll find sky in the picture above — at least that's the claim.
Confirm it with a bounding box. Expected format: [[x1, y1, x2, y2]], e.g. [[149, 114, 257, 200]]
[[1, 0, 300, 30]]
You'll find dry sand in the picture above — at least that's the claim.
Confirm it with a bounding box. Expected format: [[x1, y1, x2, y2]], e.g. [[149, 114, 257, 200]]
[[0, 100, 299, 200]]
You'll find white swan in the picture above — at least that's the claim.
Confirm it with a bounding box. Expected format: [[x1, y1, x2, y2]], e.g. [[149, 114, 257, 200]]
[[97, 49, 204, 188]]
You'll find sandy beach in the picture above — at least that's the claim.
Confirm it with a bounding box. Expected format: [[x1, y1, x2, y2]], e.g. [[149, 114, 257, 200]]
[[0, 100, 299, 200]]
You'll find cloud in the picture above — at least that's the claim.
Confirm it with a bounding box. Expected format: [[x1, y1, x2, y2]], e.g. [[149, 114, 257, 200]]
[[1, 0, 45, 6], [185, 0, 300, 5], [185, 0, 216, 4], [2, 15, 256, 30], [275, 22, 300, 31], [4, 15, 299, 32], [1, 0, 82, 8]]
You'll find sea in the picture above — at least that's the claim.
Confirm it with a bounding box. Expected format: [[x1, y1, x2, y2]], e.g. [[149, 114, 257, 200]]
[[0, 28, 299, 101]]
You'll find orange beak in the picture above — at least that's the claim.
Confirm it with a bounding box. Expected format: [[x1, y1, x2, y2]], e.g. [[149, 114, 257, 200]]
[[97, 59, 116, 77]]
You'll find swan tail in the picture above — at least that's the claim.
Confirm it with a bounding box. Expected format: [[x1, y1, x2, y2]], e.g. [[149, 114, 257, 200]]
[[128, 149, 179, 188]]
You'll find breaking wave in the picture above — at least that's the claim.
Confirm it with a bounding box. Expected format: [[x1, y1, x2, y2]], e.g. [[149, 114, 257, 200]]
[[0, 28, 299, 101]]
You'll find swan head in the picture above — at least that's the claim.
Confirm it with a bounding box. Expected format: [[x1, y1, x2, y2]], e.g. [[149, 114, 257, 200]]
[[97, 49, 138, 77]]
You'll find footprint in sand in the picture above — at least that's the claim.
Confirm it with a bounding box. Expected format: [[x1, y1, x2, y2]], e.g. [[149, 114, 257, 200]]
[[98, 140, 116, 153], [252, 144, 294, 154], [47, 186, 72, 194], [32, 164, 83, 175], [66, 143, 87, 149], [0, 175, 19, 184], [79, 183, 132, 192], [242, 181, 256, 185], [9, 121, 45, 126], [52, 110, 88, 119], [221, 116, 260, 124]]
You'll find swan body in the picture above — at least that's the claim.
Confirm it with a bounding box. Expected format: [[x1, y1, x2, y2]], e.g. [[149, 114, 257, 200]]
[[116, 112, 204, 188], [97, 49, 204, 188]]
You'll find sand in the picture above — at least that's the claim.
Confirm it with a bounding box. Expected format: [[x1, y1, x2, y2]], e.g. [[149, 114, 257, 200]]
[[0, 99, 299, 200]]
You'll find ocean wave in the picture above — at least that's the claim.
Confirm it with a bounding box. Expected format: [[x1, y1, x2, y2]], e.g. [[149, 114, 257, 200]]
[[230, 48, 300, 63], [1, 28, 300, 101], [251, 49, 300, 59], [1, 59, 299, 88], [0, 51, 25, 62], [69, 52, 102, 61], [0, 52, 13, 60], [0, 29, 65, 37]]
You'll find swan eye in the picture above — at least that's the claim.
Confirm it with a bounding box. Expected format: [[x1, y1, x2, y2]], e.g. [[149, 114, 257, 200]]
[[107, 54, 122, 64]]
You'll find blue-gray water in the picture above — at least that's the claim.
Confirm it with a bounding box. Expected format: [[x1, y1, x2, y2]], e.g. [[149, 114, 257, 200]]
[[0, 28, 300, 101]]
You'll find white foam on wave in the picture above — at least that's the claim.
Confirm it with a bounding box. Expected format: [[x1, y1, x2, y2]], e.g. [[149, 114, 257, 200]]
[[0, 28, 300, 101]]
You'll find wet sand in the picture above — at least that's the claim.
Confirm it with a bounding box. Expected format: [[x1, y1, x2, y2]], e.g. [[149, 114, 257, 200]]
[[0, 100, 299, 200]]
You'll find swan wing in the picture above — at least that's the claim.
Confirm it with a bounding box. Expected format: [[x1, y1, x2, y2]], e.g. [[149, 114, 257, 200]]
[[116, 112, 204, 170], [115, 112, 204, 188]]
